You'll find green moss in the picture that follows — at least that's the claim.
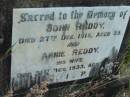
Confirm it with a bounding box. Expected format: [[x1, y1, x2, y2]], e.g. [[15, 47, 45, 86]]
[[120, 39, 130, 75], [129, 80, 130, 90]]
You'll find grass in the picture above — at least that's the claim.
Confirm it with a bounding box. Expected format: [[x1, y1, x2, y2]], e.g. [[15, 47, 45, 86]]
[[2, 40, 130, 97]]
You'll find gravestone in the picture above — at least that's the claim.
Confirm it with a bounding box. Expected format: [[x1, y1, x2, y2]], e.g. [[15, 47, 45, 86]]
[[11, 7, 130, 91], [1, 0, 130, 96]]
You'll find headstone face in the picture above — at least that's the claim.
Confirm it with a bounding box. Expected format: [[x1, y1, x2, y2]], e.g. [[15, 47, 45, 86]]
[[11, 6, 130, 90]]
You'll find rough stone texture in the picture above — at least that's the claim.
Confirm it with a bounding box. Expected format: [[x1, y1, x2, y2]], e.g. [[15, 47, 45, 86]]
[[0, 0, 130, 96]]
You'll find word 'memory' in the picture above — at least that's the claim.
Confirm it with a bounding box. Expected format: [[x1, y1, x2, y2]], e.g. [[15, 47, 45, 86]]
[[72, 47, 99, 56], [18, 12, 55, 23], [87, 10, 116, 20], [42, 51, 65, 60]]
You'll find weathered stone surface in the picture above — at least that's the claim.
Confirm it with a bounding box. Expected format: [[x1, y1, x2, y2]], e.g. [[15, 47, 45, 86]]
[[0, 0, 130, 96]]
